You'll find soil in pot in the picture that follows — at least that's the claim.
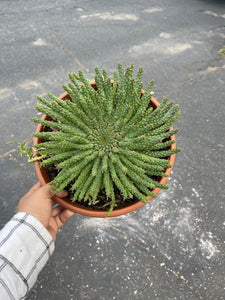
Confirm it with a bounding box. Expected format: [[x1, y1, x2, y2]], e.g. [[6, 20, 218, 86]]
[[45, 164, 153, 210]]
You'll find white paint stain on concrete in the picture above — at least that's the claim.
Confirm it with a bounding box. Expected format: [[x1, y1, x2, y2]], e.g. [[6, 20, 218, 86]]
[[33, 38, 47, 46], [198, 65, 225, 79], [165, 43, 192, 54], [160, 32, 171, 39], [143, 7, 164, 13], [192, 40, 204, 45], [204, 10, 225, 19], [18, 80, 40, 90], [129, 41, 192, 56], [170, 207, 193, 240], [200, 234, 220, 259], [76, 177, 222, 266], [206, 65, 225, 72], [79, 212, 147, 246], [80, 12, 138, 21], [151, 210, 165, 224], [192, 188, 202, 200], [0, 88, 12, 100], [217, 32, 225, 38]]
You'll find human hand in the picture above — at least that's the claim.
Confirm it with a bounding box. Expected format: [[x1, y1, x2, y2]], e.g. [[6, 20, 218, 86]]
[[18, 182, 74, 241]]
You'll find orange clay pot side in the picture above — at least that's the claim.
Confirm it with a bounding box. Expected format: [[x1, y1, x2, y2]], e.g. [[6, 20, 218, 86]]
[[34, 81, 176, 218]]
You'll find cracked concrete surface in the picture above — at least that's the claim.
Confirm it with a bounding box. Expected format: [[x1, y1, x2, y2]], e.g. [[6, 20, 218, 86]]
[[1, 0, 225, 299]]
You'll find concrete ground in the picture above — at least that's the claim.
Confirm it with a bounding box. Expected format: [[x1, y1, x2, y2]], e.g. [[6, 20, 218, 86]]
[[1, 0, 225, 299]]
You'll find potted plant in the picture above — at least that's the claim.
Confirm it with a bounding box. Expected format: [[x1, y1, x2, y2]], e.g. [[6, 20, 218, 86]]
[[27, 62, 181, 217]]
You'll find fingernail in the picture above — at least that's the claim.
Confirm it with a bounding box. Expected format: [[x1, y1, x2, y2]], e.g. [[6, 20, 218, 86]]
[[67, 210, 74, 217]]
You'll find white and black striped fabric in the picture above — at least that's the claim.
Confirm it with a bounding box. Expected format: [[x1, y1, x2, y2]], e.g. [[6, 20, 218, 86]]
[[0, 212, 55, 299]]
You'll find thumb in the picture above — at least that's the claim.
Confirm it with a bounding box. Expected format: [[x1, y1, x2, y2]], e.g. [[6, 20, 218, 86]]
[[36, 184, 56, 199], [39, 184, 68, 198]]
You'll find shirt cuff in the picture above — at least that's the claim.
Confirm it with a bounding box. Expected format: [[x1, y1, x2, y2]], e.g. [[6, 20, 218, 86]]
[[0, 212, 55, 294]]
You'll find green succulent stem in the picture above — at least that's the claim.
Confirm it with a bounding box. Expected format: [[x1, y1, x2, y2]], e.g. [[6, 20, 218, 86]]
[[32, 63, 181, 215]]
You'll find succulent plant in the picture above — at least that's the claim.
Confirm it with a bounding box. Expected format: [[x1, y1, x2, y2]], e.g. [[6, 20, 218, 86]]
[[31, 62, 181, 214]]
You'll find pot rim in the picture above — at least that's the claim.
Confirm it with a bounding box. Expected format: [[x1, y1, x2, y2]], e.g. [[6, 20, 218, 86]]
[[33, 81, 176, 218]]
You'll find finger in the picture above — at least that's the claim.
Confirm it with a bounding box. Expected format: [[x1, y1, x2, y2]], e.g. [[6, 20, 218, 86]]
[[22, 182, 41, 198], [46, 225, 57, 242], [30, 181, 41, 192], [50, 190, 68, 206], [56, 190, 68, 198], [51, 206, 64, 217], [38, 184, 68, 200], [54, 209, 74, 229], [39, 184, 56, 198], [23, 184, 56, 208], [51, 199, 58, 206]]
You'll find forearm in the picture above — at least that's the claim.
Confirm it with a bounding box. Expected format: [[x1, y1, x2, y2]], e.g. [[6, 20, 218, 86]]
[[0, 212, 55, 299]]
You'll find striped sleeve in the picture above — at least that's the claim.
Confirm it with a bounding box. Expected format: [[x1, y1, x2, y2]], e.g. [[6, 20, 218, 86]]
[[0, 212, 55, 299]]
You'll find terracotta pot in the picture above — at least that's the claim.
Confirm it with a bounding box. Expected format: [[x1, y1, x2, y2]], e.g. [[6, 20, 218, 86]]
[[34, 81, 176, 218]]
